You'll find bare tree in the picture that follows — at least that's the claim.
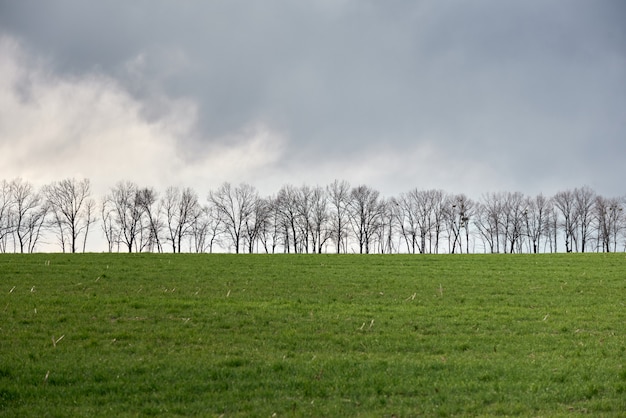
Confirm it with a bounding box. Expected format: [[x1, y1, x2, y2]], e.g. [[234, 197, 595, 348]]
[[609, 197, 624, 252], [82, 199, 96, 253], [393, 192, 420, 254], [44, 178, 94, 253], [595, 196, 624, 252], [163, 186, 200, 253], [502, 192, 526, 253], [553, 189, 577, 253], [573, 186, 596, 252], [310, 186, 332, 253], [208, 182, 258, 253], [475, 193, 505, 253], [193, 204, 224, 253], [393, 189, 446, 254], [295, 185, 314, 253], [524, 194, 551, 253], [136, 187, 164, 252], [327, 179, 351, 254], [10, 179, 47, 253], [348, 185, 383, 254], [594, 195, 611, 252], [25, 204, 49, 253], [0, 180, 14, 252], [275, 184, 301, 253], [259, 196, 281, 253], [242, 197, 271, 253], [188, 205, 218, 253], [544, 205, 559, 253], [444, 194, 474, 254], [429, 190, 447, 254], [475, 192, 525, 254], [101, 198, 116, 252], [375, 198, 396, 254], [104, 181, 144, 253]]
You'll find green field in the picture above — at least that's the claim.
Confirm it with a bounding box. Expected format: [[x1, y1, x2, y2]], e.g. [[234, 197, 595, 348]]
[[1, 253, 625, 417]]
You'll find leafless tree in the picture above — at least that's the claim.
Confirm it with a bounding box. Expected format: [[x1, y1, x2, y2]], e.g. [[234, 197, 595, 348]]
[[10, 179, 47, 253], [81, 199, 96, 253], [394, 189, 447, 254], [594, 195, 611, 252], [187, 205, 216, 253], [375, 198, 396, 254], [501, 192, 526, 253], [594, 196, 624, 252], [572, 186, 596, 252], [163, 186, 200, 253], [208, 182, 258, 253], [188, 206, 208, 253], [0, 180, 14, 252], [348, 185, 383, 254], [275, 185, 301, 253], [192, 204, 224, 253], [44, 178, 94, 253], [553, 189, 577, 253], [258, 196, 281, 254], [101, 198, 116, 252], [243, 197, 271, 253], [310, 186, 332, 253], [24, 203, 49, 253], [393, 192, 420, 254], [104, 181, 144, 253], [543, 205, 559, 253], [429, 190, 447, 254], [524, 194, 551, 253], [475, 192, 506, 253], [608, 197, 623, 252], [295, 185, 315, 253], [136, 187, 164, 252], [444, 194, 474, 254], [327, 179, 351, 254]]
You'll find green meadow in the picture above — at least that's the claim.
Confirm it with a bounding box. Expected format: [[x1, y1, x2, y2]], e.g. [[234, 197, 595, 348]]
[[1, 253, 625, 417]]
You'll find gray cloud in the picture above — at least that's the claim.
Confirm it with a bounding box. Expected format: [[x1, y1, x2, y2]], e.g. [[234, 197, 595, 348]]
[[0, 0, 624, 197]]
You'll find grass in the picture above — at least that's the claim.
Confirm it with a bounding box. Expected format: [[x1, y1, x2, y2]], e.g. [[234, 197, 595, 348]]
[[1, 253, 625, 416]]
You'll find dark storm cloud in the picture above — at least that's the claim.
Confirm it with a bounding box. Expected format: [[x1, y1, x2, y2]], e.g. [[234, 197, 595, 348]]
[[1, 0, 625, 196]]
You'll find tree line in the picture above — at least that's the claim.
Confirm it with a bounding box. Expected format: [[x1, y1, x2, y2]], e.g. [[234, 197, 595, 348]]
[[0, 178, 624, 254]]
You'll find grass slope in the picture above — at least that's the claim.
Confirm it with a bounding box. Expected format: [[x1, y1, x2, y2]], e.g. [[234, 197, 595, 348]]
[[1, 253, 625, 416]]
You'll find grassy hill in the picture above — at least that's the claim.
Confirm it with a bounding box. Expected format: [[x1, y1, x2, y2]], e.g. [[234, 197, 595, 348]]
[[1, 253, 625, 416]]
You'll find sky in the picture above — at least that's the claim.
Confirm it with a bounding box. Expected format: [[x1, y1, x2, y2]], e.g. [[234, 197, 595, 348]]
[[1, 0, 625, 200]]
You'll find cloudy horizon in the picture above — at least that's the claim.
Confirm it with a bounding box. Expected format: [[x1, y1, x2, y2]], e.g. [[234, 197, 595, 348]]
[[1, 1, 625, 200]]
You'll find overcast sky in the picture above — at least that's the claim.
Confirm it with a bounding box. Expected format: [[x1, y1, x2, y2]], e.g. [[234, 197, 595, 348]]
[[1, 0, 624, 199]]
